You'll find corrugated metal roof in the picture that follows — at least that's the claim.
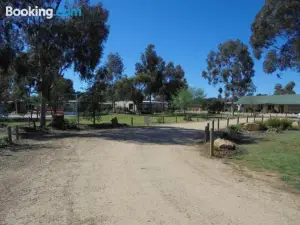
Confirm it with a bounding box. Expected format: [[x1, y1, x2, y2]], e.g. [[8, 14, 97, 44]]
[[237, 95, 300, 105]]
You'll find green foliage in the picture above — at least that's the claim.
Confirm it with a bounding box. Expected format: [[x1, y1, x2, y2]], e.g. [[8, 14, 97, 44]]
[[50, 77, 75, 112], [111, 117, 118, 126], [265, 118, 293, 130], [0, 136, 9, 148], [6, 1, 110, 127], [227, 124, 242, 134], [134, 44, 187, 110], [250, 0, 300, 75], [183, 114, 192, 121], [280, 119, 293, 130], [156, 117, 164, 123], [274, 82, 296, 95], [63, 119, 78, 130], [171, 87, 206, 112], [233, 132, 300, 190], [203, 98, 224, 113], [135, 44, 166, 101], [265, 118, 281, 128], [255, 121, 267, 131], [202, 39, 256, 101]]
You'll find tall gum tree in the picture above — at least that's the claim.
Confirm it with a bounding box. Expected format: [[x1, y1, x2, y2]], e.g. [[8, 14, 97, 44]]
[[6, 0, 109, 127], [250, 0, 300, 76], [202, 39, 256, 115]]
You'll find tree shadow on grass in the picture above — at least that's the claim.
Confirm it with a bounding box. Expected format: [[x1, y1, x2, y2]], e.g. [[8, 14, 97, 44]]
[[214, 130, 270, 145], [20, 126, 205, 145]]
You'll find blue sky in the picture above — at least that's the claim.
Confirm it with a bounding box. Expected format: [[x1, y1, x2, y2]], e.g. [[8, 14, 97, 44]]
[[64, 0, 300, 97]]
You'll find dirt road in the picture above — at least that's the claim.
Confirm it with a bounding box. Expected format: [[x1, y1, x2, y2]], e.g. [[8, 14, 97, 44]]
[[1, 119, 300, 225]]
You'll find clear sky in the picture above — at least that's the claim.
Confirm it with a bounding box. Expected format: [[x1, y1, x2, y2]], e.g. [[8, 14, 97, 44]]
[[64, 0, 300, 97]]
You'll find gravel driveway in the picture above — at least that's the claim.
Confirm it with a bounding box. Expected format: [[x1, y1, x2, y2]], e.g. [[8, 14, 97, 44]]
[[0, 119, 300, 225]]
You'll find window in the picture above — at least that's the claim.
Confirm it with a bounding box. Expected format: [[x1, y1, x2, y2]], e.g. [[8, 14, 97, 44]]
[[288, 105, 300, 113]]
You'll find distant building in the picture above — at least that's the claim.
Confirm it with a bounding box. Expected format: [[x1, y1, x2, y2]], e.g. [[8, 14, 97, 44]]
[[237, 94, 300, 113], [115, 100, 168, 114]]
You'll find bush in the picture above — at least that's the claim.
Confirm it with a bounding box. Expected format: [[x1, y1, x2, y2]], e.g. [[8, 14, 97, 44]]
[[255, 121, 267, 131], [265, 118, 281, 128], [280, 119, 293, 130], [184, 114, 192, 121], [111, 117, 118, 126], [64, 119, 78, 130], [156, 117, 163, 123], [0, 137, 9, 148], [227, 124, 242, 133], [265, 118, 293, 130]]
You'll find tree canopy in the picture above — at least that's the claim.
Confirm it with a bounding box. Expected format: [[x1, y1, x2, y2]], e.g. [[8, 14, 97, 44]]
[[202, 39, 256, 107], [250, 0, 300, 75], [171, 87, 206, 114], [1, 0, 110, 126], [274, 81, 296, 95]]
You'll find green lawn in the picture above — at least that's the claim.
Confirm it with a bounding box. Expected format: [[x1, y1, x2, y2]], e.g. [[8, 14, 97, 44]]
[[66, 114, 206, 126], [233, 132, 300, 190], [0, 121, 29, 126]]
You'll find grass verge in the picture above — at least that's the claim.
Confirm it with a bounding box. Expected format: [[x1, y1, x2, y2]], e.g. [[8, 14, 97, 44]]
[[66, 114, 206, 126], [232, 132, 300, 190]]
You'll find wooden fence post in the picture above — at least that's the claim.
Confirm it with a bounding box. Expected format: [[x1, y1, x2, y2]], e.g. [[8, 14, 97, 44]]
[[7, 127, 12, 144], [204, 125, 208, 143], [227, 117, 229, 128], [217, 118, 220, 130], [212, 120, 215, 131], [246, 115, 249, 123], [16, 126, 19, 140], [131, 117, 133, 127], [207, 122, 210, 132], [209, 128, 214, 157]]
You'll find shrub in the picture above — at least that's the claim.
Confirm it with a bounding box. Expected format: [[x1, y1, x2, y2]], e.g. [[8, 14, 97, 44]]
[[184, 114, 192, 121], [0, 136, 9, 148], [156, 117, 163, 123], [255, 121, 267, 131], [64, 119, 78, 130], [265, 118, 281, 128], [227, 124, 242, 133], [111, 117, 118, 126], [280, 119, 293, 130]]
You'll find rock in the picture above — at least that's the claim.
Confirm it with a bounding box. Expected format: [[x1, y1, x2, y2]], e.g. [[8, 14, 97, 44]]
[[214, 138, 236, 151], [292, 121, 299, 128], [243, 123, 260, 131]]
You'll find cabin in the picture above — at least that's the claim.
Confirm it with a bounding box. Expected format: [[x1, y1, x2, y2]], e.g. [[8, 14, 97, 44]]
[[237, 95, 300, 114]]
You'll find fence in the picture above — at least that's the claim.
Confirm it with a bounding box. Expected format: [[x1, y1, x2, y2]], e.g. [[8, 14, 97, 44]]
[[202, 113, 299, 157]]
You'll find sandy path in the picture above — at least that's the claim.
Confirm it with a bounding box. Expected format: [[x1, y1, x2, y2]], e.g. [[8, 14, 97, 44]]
[[0, 119, 300, 225]]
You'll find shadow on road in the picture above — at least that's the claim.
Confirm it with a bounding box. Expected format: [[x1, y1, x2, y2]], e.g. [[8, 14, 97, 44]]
[[20, 126, 205, 145]]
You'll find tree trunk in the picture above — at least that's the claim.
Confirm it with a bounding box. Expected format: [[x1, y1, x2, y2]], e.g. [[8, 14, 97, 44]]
[[40, 93, 46, 127], [149, 94, 152, 114], [15, 101, 18, 114], [93, 109, 96, 125]]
